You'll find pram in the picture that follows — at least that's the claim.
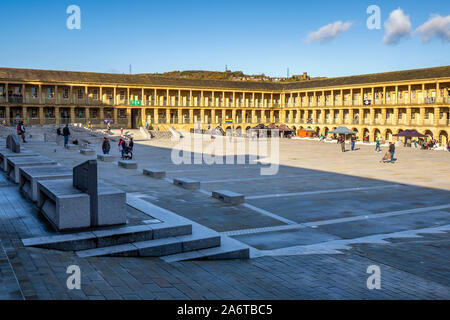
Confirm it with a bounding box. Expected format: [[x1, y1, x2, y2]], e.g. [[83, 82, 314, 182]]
[[380, 152, 391, 163], [121, 145, 133, 160]]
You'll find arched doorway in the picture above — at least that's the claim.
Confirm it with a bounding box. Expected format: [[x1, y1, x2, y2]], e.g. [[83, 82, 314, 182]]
[[385, 129, 393, 142], [236, 126, 242, 136], [439, 131, 448, 146], [362, 128, 370, 142], [424, 130, 433, 141], [374, 129, 381, 141], [323, 127, 329, 136]]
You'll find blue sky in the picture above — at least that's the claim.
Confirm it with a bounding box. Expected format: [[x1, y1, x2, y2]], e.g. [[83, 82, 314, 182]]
[[0, 0, 448, 78]]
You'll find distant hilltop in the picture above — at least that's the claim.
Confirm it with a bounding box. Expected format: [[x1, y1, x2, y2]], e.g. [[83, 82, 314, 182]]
[[137, 70, 326, 83]]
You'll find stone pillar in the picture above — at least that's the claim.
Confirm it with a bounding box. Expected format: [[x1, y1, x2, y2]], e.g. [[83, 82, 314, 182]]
[[359, 108, 364, 125], [381, 108, 387, 125], [154, 109, 158, 124], [55, 107, 60, 125], [434, 107, 440, 126], [200, 109, 205, 124], [177, 109, 182, 124], [166, 109, 171, 124], [99, 108, 105, 127], [405, 108, 412, 125], [383, 87, 386, 105], [419, 107, 425, 126], [393, 108, 399, 125], [211, 109, 216, 124], [127, 108, 132, 128], [349, 109, 354, 125], [113, 108, 118, 126], [70, 107, 76, 124], [221, 110, 226, 124]]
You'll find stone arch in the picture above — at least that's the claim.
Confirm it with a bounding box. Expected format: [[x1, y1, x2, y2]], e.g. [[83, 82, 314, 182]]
[[315, 127, 320, 135], [438, 131, 448, 146], [245, 126, 252, 134], [323, 127, 329, 136], [424, 130, 433, 140], [235, 126, 242, 136], [362, 128, 370, 142], [396, 129, 404, 141], [373, 128, 381, 141], [385, 129, 393, 142]]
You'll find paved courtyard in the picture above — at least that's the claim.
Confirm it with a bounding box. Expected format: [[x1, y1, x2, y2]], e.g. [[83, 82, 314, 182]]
[[0, 131, 449, 300]]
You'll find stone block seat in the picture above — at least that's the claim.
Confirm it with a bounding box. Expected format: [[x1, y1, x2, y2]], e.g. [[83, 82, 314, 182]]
[[0, 148, 40, 171], [212, 190, 245, 205], [143, 168, 166, 179], [19, 165, 73, 202], [173, 178, 200, 190], [35, 160, 127, 231], [80, 148, 96, 156], [37, 179, 91, 231], [118, 160, 138, 169], [6, 156, 57, 183], [97, 154, 115, 162]]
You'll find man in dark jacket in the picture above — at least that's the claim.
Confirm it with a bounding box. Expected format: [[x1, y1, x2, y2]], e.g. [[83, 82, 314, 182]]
[[102, 137, 111, 155], [389, 142, 395, 162], [62, 124, 70, 148]]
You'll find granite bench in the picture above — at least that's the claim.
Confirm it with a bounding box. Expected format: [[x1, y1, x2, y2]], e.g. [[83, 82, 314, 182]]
[[97, 154, 115, 162], [19, 165, 73, 202], [173, 178, 200, 190], [118, 160, 138, 169], [80, 148, 96, 156], [143, 168, 166, 179], [212, 190, 245, 205], [37, 179, 91, 231], [0, 148, 39, 171], [6, 156, 57, 183]]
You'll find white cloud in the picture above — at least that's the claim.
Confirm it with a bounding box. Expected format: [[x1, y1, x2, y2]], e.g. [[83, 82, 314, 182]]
[[415, 14, 450, 43], [383, 8, 412, 45], [307, 21, 353, 43]]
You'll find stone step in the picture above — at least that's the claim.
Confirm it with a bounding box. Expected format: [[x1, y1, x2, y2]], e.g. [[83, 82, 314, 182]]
[[212, 190, 245, 205], [118, 160, 138, 169], [162, 236, 250, 262], [22, 220, 192, 251], [76, 225, 220, 258], [143, 168, 166, 179], [173, 178, 200, 190]]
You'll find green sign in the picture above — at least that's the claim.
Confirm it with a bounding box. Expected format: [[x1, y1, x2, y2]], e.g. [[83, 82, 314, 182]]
[[130, 100, 142, 106]]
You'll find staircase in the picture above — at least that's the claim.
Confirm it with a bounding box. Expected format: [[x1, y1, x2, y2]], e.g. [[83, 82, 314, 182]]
[[22, 195, 249, 261]]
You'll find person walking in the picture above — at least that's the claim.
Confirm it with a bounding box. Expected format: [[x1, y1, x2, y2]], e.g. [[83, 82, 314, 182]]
[[389, 142, 396, 162], [17, 121, 27, 143], [102, 137, 111, 155], [339, 135, 346, 152], [128, 138, 134, 152], [62, 124, 70, 148], [351, 135, 356, 151], [118, 138, 126, 158], [375, 138, 381, 152]]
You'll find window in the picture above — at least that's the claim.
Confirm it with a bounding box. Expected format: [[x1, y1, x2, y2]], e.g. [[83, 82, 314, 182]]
[[47, 88, 55, 99], [63, 88, 69, 99], [107, 92, 113, 100], [78, 89, 84, 99], [93, 89, 98, 100], [120, 91, 125, 100], [31, 87, 38, 98], [119, 109, 126, 118]]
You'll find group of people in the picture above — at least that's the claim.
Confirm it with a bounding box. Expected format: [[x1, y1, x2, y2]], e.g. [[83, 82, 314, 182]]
[[56, 124, 71, 148], [335, 134, 396, 162]]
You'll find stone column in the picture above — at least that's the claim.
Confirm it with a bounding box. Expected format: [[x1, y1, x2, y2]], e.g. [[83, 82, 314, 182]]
[[70, 107, 76, 124], [211, 109, 216, 124], [189, 109, 194, 124], [405, 108, 412, 126], [55, 107, 60, 125], [393, 108, 399, 125], [381, 108, 387, 125], [419, 107, 425, 126], [434, 107, 440, 126], [127, 108, 132, 128], [349, 109, 354, 125], [359, 108, 364, 125], [113, 108, 118, 126]]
